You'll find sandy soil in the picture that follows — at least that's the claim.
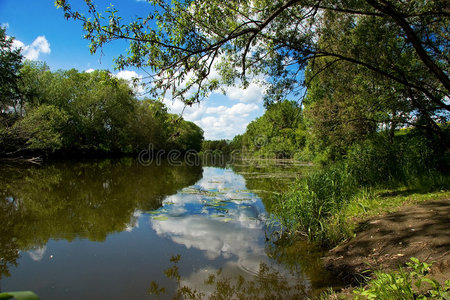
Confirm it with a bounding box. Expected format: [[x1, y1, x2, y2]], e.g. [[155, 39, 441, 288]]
[[323, 198, 450, 285]]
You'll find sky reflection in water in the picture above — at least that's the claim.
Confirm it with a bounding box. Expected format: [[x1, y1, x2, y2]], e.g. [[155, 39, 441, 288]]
[[0, 161, 330, 299]]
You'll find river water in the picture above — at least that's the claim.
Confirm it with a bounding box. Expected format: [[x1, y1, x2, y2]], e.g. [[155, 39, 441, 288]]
[[0, 158, 338, 299]]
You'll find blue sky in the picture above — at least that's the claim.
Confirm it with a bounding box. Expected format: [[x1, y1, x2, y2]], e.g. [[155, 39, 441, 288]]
[[0, 0, 266, 140]]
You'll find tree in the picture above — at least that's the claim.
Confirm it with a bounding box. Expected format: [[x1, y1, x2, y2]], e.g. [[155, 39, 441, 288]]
[[55, 0, 449, 117], [241, 100, 304, 158], [0, 26, 23, 115], [171, 120, 204, 152], [12, 104, 68, 152], [301, 8, 450, 160]]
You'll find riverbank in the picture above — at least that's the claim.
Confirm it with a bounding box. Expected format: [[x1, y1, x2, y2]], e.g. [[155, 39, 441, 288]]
[[322, 190, 450, 297]]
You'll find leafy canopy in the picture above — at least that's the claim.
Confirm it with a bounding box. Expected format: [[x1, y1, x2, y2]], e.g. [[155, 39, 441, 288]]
[[55, 0, 449, 113]]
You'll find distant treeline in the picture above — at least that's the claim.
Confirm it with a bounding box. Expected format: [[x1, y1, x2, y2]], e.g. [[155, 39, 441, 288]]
[[201, 101, 305, 159], [201, 138, 240, 155], [0, 29, 203, 157]]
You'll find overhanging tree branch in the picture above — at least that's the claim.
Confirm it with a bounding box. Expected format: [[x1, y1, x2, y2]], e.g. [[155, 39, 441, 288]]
[[365, 0, 450, 92]]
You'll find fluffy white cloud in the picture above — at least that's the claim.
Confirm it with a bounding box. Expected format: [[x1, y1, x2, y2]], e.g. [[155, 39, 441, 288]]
[[195, 103, 260, 139], [12, 36, 51, 61], [116, 70, 141, 81], [151, 168, 265, 260], [205, 105, 227, 114], [223, 80, 266, 104], [164, 99, 260, 139], [115, 70, 145, 95]]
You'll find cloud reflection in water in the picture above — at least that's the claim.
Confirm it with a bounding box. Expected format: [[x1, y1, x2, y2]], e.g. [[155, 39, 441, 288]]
[[150, 167, 270, 270]]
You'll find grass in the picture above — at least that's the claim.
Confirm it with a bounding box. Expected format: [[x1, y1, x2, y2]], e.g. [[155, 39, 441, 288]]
[[272, 131, 450, 247], [323, 188, 450, 246], [274, 172, 450, 247]]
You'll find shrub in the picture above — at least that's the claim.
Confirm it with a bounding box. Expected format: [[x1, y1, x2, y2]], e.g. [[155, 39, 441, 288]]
[[354, 258, 450, 299]]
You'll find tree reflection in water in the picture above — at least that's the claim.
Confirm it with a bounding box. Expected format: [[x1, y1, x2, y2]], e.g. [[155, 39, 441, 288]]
[[0, 159, 202, 279], [149, 255, 309, 300]]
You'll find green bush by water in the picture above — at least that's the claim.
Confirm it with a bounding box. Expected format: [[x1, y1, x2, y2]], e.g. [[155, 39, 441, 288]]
[[274, 131, 449, 246]]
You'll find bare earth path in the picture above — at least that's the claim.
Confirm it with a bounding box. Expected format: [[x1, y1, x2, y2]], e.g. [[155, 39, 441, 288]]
[[324, 198, 450, 285]]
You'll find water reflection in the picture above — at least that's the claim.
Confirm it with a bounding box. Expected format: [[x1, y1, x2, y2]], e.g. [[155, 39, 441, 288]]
[[150, 168, 267, 263], [0, 160, 338, 299], [150, 255, 310, 299], [147, 166, 338, 298], [0, 159, 202, 279], [231, 161, 314, 213]]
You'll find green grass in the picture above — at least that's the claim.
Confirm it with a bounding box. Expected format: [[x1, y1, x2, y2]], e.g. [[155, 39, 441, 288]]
[[325, 188, 450, 246], [274, 174, 450, 247], [273, 130, 450, 247]]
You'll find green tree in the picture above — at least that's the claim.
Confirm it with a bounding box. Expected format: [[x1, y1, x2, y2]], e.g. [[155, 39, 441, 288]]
[[170, 119, 204, 152], [128, 99, 172, 152], [12, 104, 69, 152], [0, 26, 23, 116], [0, 26, 23, 127], [55, 0, 449, 116], [302, 9, 449, 160], [2, 61, 204, 157], [242, 100, 304, 158]]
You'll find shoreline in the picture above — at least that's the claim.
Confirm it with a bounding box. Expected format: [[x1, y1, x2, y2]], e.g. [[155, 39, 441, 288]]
[[322, 194, 450, 295]]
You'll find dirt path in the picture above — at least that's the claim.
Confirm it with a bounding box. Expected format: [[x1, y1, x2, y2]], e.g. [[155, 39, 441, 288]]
[[323, 198, 450, 284]]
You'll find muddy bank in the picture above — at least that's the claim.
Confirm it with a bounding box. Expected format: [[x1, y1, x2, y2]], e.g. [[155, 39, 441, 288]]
[[323, 198, 450, 285]]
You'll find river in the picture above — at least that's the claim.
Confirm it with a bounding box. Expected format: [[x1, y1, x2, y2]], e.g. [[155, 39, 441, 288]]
[[0, 158, 339, 299]]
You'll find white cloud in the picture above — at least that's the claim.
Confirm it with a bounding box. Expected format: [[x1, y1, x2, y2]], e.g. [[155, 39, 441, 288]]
[[115, 70, 145, 95], [164, 98, 260, 139], [195, 103, 259, 139], [223, 80, 266, 103], [116, 70, 141, 81], [151, 168, 265, 260], [27, 246, 47, 261], [12, 36, 51, 61], [205, 106, 227, 114], [85, 68, 95, 73], [226, 103, 259, 117]]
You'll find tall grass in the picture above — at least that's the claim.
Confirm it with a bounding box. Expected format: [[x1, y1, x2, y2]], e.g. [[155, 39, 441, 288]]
[[274, 130, 450, 247]]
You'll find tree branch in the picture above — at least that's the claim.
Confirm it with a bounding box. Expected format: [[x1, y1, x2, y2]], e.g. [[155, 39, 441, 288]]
[[365, 0, 450, 93]]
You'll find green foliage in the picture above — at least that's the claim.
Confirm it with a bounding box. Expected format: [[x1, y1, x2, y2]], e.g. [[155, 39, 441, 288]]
[[241, 100, 305, 159], [171, 120, 204, 152], [12, 104, 68, 152], [0, 291, 39, 300], [274, 162, 356, 244], [354, 258, 450, 299], [56, 0, 449, 115], [0, 26, 23, 113], [0, 61, 204, 157], [274, 129, 449, 245], [202, 139, 233, 154]]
